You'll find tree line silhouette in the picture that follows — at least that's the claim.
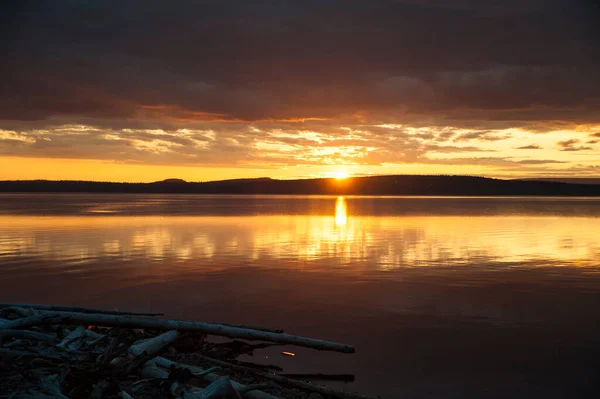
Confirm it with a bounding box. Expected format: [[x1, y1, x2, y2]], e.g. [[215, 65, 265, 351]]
[[1, 175, 600, 196]]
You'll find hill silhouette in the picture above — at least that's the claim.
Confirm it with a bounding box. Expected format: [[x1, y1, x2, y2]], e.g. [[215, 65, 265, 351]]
[[1, 175, 600, 196]]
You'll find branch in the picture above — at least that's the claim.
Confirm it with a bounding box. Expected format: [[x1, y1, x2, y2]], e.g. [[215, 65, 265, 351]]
[[0, 302, 163, 317], [34, 311, 354, 353]]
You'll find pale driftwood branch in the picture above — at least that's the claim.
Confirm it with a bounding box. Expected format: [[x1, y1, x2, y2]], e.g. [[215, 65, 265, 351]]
[[194, 376, 243, 399], [0, 329, 57, 344], [37, 311, 354, 353], [129, 330, 180, 358], [57, 326, 87, 350], [140, 366, 169, 379], [120, 330, 181, 373], [0, 347, 76, 362], [119, 392, 134, 399], [148, 357, 279, 399], [2, 314, 66, 330], [220, 323, 283, 334], [196, 355, 379, 399], [0, 302, 163, 317], [1, 306, 36, 318]]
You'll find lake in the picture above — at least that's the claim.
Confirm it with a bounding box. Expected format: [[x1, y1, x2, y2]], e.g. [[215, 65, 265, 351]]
[[1, 194, 600, 398]]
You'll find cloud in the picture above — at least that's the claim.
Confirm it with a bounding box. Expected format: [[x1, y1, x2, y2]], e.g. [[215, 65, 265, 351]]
[[1, 0, 599, 128], [514, 159, 566, 165], [515, 144, 542, 149], [453, 131, 511, 142], [557, 139, 593, 151], [1, 0, 600, 179]]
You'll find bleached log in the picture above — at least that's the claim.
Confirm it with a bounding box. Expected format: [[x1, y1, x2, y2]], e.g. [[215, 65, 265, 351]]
[[0, 348, 77, 362], [220, 323, 283, 334], [0, 329, 57, 344], [1, 306, 36, 318], [187, 376, 243, 399], [0, 302, 163, 316], [148, 357, 279, 399], [129, 330, 180, 358], [57, 326, 86, 350], [140, 365, 169, 379], [196, 355, 378, 399], [2, 314, 66, 330], [108, 330, 181, 375], [36, 311, 354, 353]]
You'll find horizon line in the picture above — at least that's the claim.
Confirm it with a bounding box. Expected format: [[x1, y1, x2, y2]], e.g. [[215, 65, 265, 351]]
[[1, 174, 600, 185]]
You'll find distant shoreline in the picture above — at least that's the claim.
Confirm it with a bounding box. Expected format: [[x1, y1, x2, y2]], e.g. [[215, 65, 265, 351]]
[[1, 175, 600, 196]]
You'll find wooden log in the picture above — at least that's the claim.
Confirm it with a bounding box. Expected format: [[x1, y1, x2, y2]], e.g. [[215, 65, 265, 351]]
[[57, 326, 87, 350], [1, 306, 36, 318], [190, 376, 243, 399], [195, 355, 379, 399], [129, 330, 180, 358], [148, 357, 279, 399], [220, 323, 283, 334], [2, 314, 66, 330], [0, 348, 77, 362], [0, 302, 163, 316], [120, 330, 181, 373], [140, 365, 169, 379], [35, 311, 354, 353], [0, 329, 57, 344]]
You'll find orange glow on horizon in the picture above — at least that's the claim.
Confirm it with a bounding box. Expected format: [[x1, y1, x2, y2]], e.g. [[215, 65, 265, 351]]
[[334, 170, 350, 179]]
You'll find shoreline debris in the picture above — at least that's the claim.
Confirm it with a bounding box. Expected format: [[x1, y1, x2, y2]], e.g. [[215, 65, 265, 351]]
[[0, 302, 377, 399]]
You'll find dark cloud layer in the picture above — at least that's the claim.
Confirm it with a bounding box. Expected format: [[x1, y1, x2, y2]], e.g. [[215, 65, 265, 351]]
[[557, 138, 593, 151], [2, 0, 600, 126]]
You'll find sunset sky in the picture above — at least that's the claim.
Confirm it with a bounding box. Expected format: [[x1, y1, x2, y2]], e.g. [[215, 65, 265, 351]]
[[2, 0, 599, 182]]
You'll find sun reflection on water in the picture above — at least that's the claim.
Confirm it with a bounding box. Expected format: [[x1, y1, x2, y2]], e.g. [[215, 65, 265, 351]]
[[335, 196, 347, 226]]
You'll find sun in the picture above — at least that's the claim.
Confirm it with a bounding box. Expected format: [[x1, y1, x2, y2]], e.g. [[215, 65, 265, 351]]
[[334, 170, 349, 179]]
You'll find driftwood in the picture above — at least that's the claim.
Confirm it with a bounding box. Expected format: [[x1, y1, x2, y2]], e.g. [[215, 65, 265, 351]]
[[35, 311, 355, 353], [2, 314, 66, 330], [129, 330, 180, 358], [0, 302, 163, 317], [117, 330, 181, 373], [0, 329, 57, 344], [195, 355, 378, 399], [148, 357, 279, 399], [0, 305, 370, 399], [56, 325, 103, 352], [0, 347, 79, 362], [220, 323, 284, 334], [187, 376, 243, 399]]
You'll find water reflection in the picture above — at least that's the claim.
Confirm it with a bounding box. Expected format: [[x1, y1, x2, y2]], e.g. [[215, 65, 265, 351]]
[[335, 196, 347, 226], [0, 210, 599, 270], [2, 196, 600, 398]]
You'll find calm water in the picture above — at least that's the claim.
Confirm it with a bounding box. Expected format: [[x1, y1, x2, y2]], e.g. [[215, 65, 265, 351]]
[[1, 194, 600, 398]]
